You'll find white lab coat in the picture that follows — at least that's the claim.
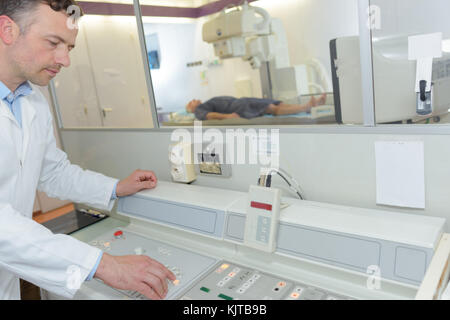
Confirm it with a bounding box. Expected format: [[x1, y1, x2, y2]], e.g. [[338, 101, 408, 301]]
[[0, 85, 118, 299]]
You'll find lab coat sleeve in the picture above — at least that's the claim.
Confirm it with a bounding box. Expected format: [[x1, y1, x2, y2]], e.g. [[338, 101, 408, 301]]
[[37, 113, 118, 211], [0, 202, 102, 298]]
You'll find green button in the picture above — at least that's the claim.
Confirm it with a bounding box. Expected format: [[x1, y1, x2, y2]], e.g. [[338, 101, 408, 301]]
[[218, 293, 233, 300], [200, 287, 210, 293]]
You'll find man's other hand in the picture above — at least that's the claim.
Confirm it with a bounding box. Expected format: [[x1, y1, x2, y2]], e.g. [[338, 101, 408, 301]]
[[116, 170, 158, 197]]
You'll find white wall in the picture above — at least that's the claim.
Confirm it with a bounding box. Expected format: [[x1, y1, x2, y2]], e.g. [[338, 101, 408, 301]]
[[255, 0, 359, 75], [144, 19, 261, 113], [61, 129, 450, 231], [371, 0, 450, 40]]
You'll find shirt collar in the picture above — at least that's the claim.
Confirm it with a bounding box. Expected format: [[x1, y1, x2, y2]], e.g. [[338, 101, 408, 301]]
[[0, 81, 33, 101]]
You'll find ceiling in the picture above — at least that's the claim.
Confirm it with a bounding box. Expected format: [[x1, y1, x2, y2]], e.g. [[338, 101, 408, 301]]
[[78, 0, 221, 7]]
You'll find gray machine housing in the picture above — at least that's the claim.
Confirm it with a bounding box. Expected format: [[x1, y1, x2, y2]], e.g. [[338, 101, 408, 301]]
[[330, 36, 450, 124], [117, 182, 445, 287]]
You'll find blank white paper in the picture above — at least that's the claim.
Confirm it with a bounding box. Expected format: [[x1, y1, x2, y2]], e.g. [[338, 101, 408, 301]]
[[375, 141, 425, 209]]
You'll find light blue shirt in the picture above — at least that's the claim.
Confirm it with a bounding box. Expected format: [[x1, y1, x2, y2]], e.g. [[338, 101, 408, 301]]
[[0, 80, 120, 281], [0, 81, 33, 128]]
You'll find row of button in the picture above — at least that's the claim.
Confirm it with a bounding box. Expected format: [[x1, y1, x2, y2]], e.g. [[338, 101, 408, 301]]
[[217, 267, 241, 287], [199, 287, 234, 300], [236, 273, 261, 294], [272, 281, 287, 292], [90, 230, 125, 250], [285, 286, 305, 300], [122, 290, 148, 300]]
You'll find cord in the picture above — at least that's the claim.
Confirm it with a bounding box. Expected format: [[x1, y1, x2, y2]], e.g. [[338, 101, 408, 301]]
[[258, 167, 304, 200]]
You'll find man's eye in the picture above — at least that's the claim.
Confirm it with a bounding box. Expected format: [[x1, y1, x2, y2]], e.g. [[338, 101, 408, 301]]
[[48, 41, 58, 47]]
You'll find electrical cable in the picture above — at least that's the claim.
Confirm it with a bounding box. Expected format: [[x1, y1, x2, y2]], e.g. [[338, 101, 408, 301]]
[[258, 167, 304, 200]]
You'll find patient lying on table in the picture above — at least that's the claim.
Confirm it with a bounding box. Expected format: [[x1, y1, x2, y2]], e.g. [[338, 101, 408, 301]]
[[186, 94, 327, 120]]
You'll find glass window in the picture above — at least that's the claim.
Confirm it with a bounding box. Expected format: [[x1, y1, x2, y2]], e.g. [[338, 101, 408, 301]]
[[137, 0, 363, 127], [53, 13, 154, 128], [370, 0, 450, 125]]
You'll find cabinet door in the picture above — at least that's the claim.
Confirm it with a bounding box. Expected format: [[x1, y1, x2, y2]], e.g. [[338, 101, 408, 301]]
[[53, 24, 103, 128], [83, 17, 154, 128]]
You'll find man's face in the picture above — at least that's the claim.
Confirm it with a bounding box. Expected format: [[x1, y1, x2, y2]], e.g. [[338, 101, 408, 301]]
[[186, 99, 201, 113], [9, 3, 78, 86]]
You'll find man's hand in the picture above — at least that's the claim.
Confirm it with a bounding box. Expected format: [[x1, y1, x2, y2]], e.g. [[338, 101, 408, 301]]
[[116, 170, 157, 197], [94, 253, 176, 300]]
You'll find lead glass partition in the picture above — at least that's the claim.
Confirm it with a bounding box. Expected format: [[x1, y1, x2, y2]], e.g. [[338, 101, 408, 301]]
[[52, 0, 370, 129], [369, 0, 450, 125], [137, 0, 365, 127], [53, 3, 154, 128]]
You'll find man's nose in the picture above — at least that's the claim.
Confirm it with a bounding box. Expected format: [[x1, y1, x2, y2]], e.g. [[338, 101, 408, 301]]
[[55, 47, 71, 68]]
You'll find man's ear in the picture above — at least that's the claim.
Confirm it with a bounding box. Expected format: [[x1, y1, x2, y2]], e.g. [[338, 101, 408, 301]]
[[0, 16, 19, 45]]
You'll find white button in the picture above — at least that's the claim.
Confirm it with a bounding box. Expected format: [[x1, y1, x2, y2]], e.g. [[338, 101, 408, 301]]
[[295, 286, 304, 293], [251, 274, 261, 280], [134, 247, 144, 255]]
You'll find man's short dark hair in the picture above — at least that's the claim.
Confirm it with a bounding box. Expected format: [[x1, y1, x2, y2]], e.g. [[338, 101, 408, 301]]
[[0, 0, 83, 32]]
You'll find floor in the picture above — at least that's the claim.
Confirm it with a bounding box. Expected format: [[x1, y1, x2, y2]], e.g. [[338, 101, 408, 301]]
[[33, 203, 75, 224], [20, 203, 75, 300]]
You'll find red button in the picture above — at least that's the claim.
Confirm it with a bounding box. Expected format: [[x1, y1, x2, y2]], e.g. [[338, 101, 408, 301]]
[[114, 231, 123, 237]]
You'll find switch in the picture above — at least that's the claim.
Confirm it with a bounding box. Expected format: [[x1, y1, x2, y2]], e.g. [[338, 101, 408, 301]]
[[290, 292, 300, 299], [218, 293, 233, 300], [220, 263, 230, 270], [114, 230, 123, 239]]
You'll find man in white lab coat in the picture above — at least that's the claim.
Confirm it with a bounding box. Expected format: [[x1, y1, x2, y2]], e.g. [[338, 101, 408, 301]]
[[0, 0, 175, 300]]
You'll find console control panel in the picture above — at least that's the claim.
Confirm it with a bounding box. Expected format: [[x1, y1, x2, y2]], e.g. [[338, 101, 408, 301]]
[[87, 229, 219, 300], [180, 262, 354, 300], [82, 229, 353, 300]]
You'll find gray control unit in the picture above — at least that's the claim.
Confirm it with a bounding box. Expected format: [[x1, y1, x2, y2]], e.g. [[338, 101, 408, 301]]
[[76, 228, 353, 300]]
